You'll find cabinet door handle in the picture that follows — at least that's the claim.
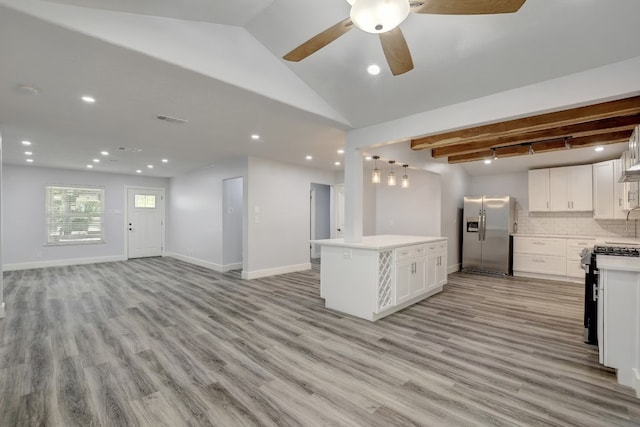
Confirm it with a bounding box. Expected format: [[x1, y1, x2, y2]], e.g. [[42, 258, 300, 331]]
[[546, 201, 549, 209]]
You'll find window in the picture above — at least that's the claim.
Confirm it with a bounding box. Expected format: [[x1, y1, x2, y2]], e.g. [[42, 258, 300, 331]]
[[46, 185, 105, 244], [134, 194, 156, 208]]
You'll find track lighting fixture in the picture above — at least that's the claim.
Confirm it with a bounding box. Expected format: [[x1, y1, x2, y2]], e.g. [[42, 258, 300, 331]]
[[529, 145, 535, 155], [492, 149, 498, 160]]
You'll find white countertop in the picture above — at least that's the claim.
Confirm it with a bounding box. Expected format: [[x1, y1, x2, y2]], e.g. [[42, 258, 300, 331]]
[[512, 234, 640, 246], [596, 255, 640, 273], [312, 235, 446, 250], [512, 233, 596, 240]]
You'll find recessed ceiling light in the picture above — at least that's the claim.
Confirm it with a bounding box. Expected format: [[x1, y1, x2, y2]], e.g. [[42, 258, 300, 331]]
[[594, 146, 604, 152], [305, 155, 313, 160], [136, 169, 142, 174], [334, 161, 341, 166], [93, 158, 100, 163], [484, 159, 492, 165], [86, 164, 93, 169], [22, 140, 32, 146], [26, 158, 34, 163], [147, 164, 154, 169], [81, 96, 96, 103], [365, 156, 373, 161], [101, 151, 109, 156], [251, 134, 260, 140], [24, 151, 32, 156], [367, 64, 381, 75], [162, 158, 168, 163], [15, 84, 40, 95], [337, 149, 345, 154]]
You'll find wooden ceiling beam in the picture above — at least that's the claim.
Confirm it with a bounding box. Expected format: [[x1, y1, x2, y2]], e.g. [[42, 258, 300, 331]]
[[431, 113, 640, 158], [447, 130, 633, 164], [411, 96, 640, 150]]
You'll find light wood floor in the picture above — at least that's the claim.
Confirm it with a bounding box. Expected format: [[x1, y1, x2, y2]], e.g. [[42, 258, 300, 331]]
[[1, 258, 640, 426]]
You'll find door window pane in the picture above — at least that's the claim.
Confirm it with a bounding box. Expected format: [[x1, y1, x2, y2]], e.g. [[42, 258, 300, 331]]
[[135, 194, 156, 208]]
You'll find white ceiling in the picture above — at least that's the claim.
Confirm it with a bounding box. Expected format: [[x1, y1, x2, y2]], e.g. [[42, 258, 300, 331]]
[[0, 0, 639, 177]]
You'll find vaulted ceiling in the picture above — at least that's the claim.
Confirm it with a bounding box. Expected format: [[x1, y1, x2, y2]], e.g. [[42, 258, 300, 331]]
[[0, 0, 639, 177]]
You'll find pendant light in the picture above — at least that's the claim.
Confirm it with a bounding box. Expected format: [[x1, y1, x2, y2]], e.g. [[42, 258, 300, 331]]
[[492, 149, 498, 160], [387, 160, 397, 186], [371, 155, 381, 184], [401, 164, 409, 189]]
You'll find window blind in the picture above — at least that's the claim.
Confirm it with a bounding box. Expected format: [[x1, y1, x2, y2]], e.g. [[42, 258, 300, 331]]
[[45, 185, 105, 244]]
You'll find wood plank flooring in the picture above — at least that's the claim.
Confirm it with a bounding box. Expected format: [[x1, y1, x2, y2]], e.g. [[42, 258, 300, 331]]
[[1, 258, 640, 426]]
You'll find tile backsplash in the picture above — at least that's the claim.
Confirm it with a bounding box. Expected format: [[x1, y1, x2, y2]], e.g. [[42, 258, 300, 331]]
[[515, 202, 639, 237]]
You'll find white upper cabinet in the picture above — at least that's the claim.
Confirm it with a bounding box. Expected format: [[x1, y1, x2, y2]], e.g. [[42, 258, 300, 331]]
[[528, 169, 550, 211], [593, 160, 615, 219], [529, 165, 592, 212], [566, 164, 593, 211], [594, 159, 628, 219]]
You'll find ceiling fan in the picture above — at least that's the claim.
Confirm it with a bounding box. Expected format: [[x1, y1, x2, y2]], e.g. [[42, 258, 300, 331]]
[[283, 0, 526, 76]]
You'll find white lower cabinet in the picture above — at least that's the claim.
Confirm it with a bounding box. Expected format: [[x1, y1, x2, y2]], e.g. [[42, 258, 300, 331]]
[[513, 236, 594, 282], [427, 241, 447, 291], [394, 244, 428, 304]]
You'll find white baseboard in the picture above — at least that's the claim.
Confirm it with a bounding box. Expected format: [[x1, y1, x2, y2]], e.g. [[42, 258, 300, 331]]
[[242, 263, 311, 280], [3, 255, 126, 271], [165, 252, 224, 272], [222, 262, 243, 272], [447, 263, 461, 274], [0, 302, 5, 319]]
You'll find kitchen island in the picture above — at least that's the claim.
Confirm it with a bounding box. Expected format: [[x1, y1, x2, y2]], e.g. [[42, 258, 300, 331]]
[[313, 235, 447, 321], [597, 254, 640, 397]]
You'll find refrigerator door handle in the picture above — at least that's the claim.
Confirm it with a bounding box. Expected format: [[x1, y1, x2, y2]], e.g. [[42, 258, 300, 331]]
[[481, 209, 487, 241], [478, 209, 483, 241]]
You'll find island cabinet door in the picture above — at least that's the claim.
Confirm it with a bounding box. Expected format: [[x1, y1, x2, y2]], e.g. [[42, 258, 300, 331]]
[[411, 258, 427, 295], [395, 259, 413, 304]]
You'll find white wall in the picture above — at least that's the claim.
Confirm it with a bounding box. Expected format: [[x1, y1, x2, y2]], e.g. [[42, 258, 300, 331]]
[[2, 165, 169, 269], [245, 156, 337, 278], [468, 172, 529, 210], [440, 165, 469, 271], [222, 177, 244, 268], [166, 159, 247, 271], [374, 169, 441, 237]]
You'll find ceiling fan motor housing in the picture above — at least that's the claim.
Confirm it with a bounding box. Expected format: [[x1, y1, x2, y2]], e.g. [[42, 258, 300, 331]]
[[350, 0, 411, 34]]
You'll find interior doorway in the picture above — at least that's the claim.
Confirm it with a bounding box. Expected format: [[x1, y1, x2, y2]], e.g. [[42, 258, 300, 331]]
[[222, 177, 244, 271], [310, 183, 331, 259], [126, 187, 165, 259], [333, 184, 345, 238]]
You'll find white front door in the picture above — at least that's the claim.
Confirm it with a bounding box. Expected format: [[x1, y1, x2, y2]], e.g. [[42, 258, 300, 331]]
[[127, 187, 165, 259]]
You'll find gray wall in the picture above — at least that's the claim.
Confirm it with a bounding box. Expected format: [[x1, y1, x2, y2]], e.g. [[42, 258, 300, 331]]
[[311, 183, 331, 240], [222, 176, 244, 267], [2, 165, 169, 269], [167, 159, 247, 271]]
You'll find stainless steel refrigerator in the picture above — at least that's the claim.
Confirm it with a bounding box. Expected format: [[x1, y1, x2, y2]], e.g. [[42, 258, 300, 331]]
[[462, 196, 516, 274]]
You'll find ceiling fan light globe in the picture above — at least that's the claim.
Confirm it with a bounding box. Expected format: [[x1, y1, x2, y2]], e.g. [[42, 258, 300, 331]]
[[350, 0, 410, 34]]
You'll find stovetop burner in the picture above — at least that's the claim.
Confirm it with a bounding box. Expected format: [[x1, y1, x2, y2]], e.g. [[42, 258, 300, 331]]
[[593, 245, 640, 257]]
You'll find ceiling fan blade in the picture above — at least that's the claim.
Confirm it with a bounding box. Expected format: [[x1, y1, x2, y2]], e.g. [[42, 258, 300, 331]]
[[411, 0, 526, 15], [283, 17, 354, 62], [379, 28, 414, 76]]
